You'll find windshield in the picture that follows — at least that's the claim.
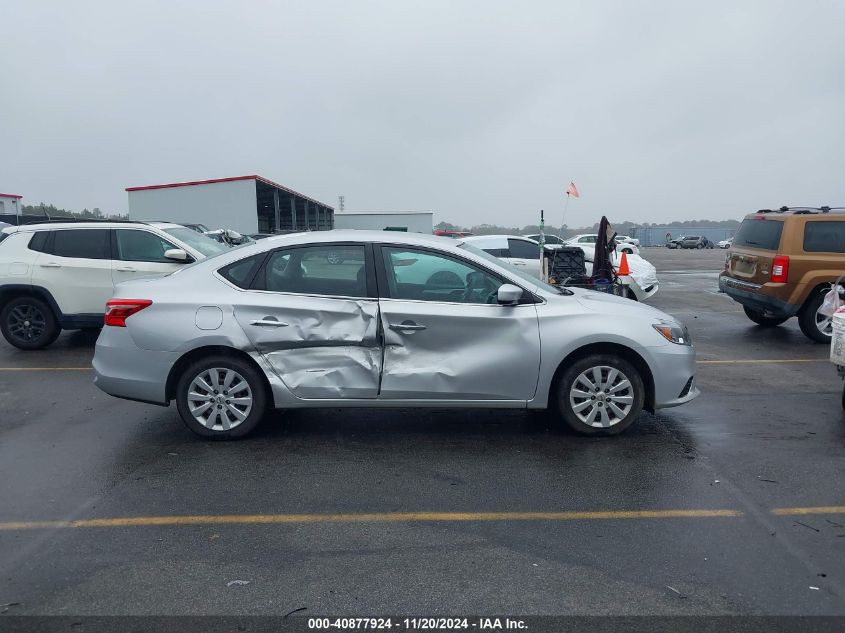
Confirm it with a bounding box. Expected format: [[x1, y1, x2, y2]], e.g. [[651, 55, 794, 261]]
[[458, 242, 568, 295], [163, 227, 230, 258]]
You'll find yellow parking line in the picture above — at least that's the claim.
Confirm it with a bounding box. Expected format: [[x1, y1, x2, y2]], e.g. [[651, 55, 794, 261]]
[[0, 367, 91, 371], [697, 359, 827, 365], [771, 506, 845, 516], [0, 509, 742, 531]]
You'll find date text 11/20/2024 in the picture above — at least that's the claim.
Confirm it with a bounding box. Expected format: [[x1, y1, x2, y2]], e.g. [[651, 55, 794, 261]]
[[307, 618, 528, 630]]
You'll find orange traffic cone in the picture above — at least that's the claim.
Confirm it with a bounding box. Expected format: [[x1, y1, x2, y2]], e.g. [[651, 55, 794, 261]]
[[618, 251, 631, 276]]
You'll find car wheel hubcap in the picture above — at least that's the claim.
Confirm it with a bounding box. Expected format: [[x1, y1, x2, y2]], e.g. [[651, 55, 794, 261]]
[[569, 365, 634, 428], [7, 304, 46, 342], [816, 308, 833, 336], [187, 368, 252, 431]]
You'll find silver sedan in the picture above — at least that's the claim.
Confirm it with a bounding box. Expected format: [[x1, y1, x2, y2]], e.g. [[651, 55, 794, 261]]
[[93, 230, 699, 439]]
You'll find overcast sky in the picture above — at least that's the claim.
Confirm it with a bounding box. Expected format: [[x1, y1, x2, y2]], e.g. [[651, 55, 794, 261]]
[[2, 0, 843, 228]]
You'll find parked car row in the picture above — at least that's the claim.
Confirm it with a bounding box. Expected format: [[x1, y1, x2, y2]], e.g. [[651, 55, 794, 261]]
[[666, 235, 716, 249], [462, 234, 659, 302]]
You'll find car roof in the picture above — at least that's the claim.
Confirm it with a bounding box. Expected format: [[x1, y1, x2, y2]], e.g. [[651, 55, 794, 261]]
[[2, 220, 188, 233]]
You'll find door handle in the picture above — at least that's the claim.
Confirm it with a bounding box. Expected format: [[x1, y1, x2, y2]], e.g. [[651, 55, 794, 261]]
[[39, 262, 61, 268], [389, 321, 426, 332], [250, 319, 289, 327], [512, 261, 526, 266], [116, 267, 137, 272]]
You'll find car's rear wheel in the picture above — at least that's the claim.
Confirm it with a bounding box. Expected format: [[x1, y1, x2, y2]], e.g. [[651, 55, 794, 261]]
[[176, 356, 267, 439], [798, 290, 833, 343], [696, 243, 704, 249], [556, 354, 645, 435], [0, 296, 60, 350], [743, 306, 788, 327]]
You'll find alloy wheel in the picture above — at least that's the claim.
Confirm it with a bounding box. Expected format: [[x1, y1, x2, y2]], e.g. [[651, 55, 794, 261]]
[[7, 303, 47, 343], [569, 365, 634, 428], [815, 308, 833, 338], [187, 367, 253, 431]]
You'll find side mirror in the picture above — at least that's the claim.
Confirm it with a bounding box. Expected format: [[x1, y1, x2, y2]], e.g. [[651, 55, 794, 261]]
[[497, 283, 523, 306], [164, 248, 189, 262]]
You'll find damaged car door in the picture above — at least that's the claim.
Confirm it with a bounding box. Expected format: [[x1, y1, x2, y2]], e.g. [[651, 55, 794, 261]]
[[375, 245, 541, 401], [233, 243, 381, 399]]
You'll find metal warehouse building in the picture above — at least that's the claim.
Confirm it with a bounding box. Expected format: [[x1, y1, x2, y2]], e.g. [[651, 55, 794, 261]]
[[333, 211, 433, 234], [126, 175, 334, 235]]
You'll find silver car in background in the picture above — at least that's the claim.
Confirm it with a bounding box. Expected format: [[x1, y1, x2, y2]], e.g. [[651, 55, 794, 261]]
[[93, 231, 698, 439]]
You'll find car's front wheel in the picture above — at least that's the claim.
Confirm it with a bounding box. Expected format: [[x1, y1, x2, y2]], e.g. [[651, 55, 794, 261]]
[[175, 356, 267, 439], [743, 306, 788, 327], [556, 355, 645, 435], [0, 296, 60, 350]]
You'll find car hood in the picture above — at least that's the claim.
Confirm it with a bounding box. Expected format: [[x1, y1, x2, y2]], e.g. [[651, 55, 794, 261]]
[[548, 287, 676, 322]]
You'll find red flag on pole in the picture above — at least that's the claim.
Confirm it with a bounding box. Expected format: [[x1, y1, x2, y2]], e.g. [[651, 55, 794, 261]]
[[566, 181, 580, 198]]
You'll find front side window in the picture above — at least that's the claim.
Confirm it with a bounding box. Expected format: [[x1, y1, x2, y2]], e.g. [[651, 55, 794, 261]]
[[382, 247, 504, 304], [52, 229, 109, 259], [115, 229, 179, 262], [508, 238, 539, 259], [803, 221, 845, 253], [256, 244, 367, 297]]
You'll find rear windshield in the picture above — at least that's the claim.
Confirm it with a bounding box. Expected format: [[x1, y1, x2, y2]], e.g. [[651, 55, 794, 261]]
[[733, 218, 784, 250]]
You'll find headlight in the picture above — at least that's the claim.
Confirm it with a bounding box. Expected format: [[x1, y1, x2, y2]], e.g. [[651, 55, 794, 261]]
[[652, 322, 691, 346]]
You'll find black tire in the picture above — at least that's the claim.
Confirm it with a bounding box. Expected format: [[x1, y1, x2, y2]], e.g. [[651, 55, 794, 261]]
[[175, 355, 267, 439], [0, 296, 61, 350], [798, 290, 833, 343], [743, 306, 788, 327], [621, 247, 633, 254], [555, 354, 645, 436], [696, 243, 704, 249]]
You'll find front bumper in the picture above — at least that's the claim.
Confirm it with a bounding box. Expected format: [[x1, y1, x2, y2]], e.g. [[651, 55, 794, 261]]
[[93, 326, 178, 406], [718, 275, 798, 318], [647, 342, 700, 409]]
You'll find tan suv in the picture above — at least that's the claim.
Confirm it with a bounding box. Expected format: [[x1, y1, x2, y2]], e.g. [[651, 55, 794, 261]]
[[719, 206, 845, 343]]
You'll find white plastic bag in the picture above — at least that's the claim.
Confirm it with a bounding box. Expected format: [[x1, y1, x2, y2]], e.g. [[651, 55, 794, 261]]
[[819, 276, 845, 318]]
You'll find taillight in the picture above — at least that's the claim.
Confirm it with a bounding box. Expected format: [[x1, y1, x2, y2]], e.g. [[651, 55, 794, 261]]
[[771, 255, 789, 283], [104, 299, 152, 327]]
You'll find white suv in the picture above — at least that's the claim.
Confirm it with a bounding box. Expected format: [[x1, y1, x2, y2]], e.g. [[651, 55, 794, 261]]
[[0, 221, 228, 349]]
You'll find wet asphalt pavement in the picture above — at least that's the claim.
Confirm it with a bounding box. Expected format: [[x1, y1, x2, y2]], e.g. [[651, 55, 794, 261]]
[[0, 248, 844, 616]]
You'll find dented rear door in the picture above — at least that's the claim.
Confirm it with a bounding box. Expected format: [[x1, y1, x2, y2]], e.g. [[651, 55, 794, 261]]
[[233, 243, 382, 399]]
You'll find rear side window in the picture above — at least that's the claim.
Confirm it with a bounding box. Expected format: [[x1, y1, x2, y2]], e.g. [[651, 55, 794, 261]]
[[52, 229, 110, 259], [28, 231, 50, 252], [733, 219, 784, 250], [803, 221, 845, 253], [256, 245, 368, 297], [218, 254, 266, 289], [482, 248, 509, 257]]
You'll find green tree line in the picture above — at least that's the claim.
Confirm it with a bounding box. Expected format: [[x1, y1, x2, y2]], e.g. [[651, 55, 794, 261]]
[[19, 203, 126, 220], [435, 219, 740, 238]]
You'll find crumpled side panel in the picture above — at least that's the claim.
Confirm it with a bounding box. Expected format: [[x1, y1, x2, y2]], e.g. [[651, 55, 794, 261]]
[[378, 302, 541, 400], [265, 346, 382, 399], [234, 297, 381, 399]]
